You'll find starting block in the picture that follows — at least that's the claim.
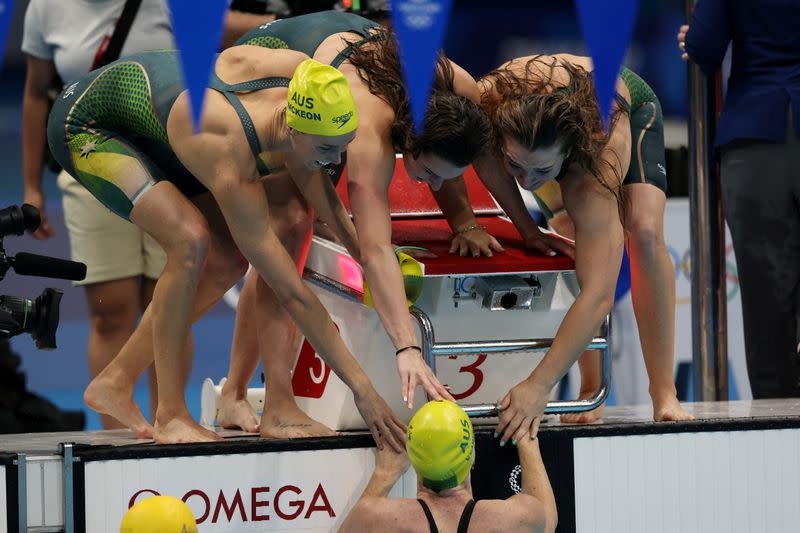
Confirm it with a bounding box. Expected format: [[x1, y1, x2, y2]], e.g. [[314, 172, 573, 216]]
[[202, 157, 610, 430]]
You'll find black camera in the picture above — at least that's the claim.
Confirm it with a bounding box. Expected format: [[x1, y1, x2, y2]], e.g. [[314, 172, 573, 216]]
[[0, 204, 86, 350]]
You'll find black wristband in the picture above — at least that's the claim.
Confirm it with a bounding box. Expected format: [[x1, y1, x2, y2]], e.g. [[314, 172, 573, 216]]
[[395, 345, 421, 356]]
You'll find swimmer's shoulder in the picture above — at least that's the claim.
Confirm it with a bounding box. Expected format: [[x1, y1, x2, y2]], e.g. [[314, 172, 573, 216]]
[[340, 496, 426, 533], [449, 59, 481, 104], [470, 497, 550, 533], [217, 45, 309, 83], [315, 25, 384, 66]]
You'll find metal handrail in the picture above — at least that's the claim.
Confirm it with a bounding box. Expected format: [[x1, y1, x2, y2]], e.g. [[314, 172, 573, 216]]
[[306, 269, 612, 417], [411, 307, 611, 417]]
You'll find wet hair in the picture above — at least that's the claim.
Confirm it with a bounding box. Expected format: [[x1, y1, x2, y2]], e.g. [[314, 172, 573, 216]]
[[480, 56, 627, 217], [345, 28, 491, 166]]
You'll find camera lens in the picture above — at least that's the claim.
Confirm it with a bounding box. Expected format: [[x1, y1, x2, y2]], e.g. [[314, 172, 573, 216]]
[[500, 292, 518, 309], [0, 288, 63, 349]]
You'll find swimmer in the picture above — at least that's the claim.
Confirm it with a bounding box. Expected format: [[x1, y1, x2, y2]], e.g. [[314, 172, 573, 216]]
[[48, 48, 405, 448], [218, 12, 496, 438], [339, 400, 557, 533], [472, 54, 693, 443]]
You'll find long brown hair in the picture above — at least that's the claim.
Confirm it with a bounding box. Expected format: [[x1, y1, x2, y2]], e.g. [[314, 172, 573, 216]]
[[481, 56, 627, 218], [345, 28, 491, 166]]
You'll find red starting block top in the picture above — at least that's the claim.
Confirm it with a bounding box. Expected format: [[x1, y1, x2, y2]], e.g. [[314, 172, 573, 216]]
[[392, 216, 574, 276], [335, 156, 502, 217], [336, 156, 575, 276]]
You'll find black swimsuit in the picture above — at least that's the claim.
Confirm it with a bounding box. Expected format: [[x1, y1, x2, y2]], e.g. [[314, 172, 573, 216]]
[[418, 499, 476, 533]]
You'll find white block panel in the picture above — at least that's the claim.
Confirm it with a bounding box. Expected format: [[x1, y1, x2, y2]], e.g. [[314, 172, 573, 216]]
[[25, 459, 42, 527], [574, 429, 800, 533], [84, 447, 416, 533]]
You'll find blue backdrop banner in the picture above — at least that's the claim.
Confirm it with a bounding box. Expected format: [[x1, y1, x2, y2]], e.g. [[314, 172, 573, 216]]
[[0, 0, 15, 75], [574, 0, 639, 128], [391, 0, 454, 132], [167, 0, 229, 131]]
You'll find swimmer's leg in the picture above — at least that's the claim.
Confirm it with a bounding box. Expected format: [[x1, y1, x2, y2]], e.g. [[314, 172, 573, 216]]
[[223, 177, 336, 438], [217, 269, 261, 433], [624, 183, 692, 422]]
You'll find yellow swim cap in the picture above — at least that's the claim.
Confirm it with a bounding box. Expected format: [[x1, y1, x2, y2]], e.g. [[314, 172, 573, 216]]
[[120, 495, 197, 533], [363, 250, 424, 308], [406, 400, 475, 492], [287, 58, 358, 136]]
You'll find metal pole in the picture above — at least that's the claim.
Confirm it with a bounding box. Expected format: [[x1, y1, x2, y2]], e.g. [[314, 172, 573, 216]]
[[17, 453, 27, 533], [685, 0, 728, 401], [62, 444, 75, 533]]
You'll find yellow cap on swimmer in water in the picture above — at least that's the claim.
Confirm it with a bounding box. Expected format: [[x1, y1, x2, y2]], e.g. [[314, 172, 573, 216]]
[[406, 400, 475, 492], [286, 58, 358, 136], [120, 495, 197, 533]]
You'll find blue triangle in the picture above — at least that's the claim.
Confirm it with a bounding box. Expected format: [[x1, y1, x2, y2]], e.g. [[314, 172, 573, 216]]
[[391, 0, 454, 132], [167, 0, 229, 132], [575, 0, 638, 129], [0, 0, 15, 75]]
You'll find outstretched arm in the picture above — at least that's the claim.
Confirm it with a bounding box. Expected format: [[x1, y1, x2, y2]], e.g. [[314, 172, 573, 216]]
[[433, 61, 504, 257], [347, 131, 453, 408], [431, 175, 504, 257], [338, 445, 410, 533], [514, 434, 557, 533], [210, 170, 406, 450], [495, 118, 629, 443], [473, 153, 575, 258]]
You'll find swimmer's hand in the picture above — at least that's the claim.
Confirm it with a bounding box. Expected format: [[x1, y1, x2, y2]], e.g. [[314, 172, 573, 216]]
[[396, 348, 455, 409], [523, 228, 575, 260], [450, 226, 504, 257], [677, 25, 689, 61], [495, 377, 551, 446], [354, 388, 407, 453], [375, 439, 411, 477]]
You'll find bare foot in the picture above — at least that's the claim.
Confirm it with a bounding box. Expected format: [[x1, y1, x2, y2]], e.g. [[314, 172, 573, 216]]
[[653, 394, 694, 422], [217, 394, 260, 433], [154, 414, 223, 444], [560, 391, 605, 424], [260, 399, 337, 439], [84, 375, 154, 439]]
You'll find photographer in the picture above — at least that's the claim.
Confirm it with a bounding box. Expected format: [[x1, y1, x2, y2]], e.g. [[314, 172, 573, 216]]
[[0, 204, 86, 433]]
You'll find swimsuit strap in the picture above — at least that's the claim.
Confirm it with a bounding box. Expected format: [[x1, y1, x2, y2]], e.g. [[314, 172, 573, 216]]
[[418, 499, 440, 533], [457, 500, 476, 533], [331, 32, 386, 68], [208, 70, 290, 176]]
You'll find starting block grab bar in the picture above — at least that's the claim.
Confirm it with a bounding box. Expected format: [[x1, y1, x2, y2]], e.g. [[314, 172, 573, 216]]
[[410, 307, 611, 418], [200, 270, 611, 427], [308, 270, 612, 418]]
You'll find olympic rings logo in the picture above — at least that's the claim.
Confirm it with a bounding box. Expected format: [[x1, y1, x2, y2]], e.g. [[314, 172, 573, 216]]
[[509, 465, 522, 494], [668, 243, 739, 303]]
